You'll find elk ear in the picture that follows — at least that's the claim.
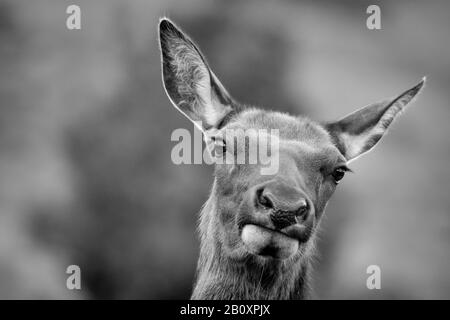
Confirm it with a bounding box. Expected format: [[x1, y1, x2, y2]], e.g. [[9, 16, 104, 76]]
[[158, 18, 235, 132], [326, 78, 426, 162]]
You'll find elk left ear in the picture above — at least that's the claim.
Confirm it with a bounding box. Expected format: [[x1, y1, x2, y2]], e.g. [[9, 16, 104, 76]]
[[326, 78, 426, 161]]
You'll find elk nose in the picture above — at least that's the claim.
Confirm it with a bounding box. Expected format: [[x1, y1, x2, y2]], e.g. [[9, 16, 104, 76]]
[[256, 183, 310, 229]]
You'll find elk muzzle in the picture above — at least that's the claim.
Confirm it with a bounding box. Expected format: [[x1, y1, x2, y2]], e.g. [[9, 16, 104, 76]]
[[240, 180, 315, 259]]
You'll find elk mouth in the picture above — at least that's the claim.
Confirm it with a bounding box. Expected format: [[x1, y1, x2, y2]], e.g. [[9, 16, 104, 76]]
[[240, 223, 300, 260]]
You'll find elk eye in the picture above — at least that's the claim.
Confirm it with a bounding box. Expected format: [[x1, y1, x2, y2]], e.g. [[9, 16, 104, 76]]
[[212, 138, 226, 157], [331, 167, 347, 184]]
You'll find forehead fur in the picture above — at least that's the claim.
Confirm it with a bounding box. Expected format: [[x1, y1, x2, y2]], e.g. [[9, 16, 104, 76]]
[[227, 108, 333, 147]]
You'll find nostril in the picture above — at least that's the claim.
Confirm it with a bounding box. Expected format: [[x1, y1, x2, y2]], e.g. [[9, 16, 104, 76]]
[[295, 199, 310, 219], [256, 188, 274, 209]]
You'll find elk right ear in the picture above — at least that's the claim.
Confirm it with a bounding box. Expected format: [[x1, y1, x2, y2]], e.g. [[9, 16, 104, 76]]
[[158, 18, 235, 132]]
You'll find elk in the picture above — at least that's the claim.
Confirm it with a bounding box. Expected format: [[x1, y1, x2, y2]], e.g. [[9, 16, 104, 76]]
[[158, 18, 425, 299]]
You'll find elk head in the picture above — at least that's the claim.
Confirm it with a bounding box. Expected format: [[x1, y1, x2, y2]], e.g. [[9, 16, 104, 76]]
[[159, 18, 425, 265]]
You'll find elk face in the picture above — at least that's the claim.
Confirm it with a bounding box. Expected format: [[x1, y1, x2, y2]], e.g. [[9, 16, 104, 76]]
[[159, 18, 425, 262], [211, 110, 348, 261]]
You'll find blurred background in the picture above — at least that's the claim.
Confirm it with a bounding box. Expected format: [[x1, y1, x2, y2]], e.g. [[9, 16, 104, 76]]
[[0, 0, 449, 299]]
